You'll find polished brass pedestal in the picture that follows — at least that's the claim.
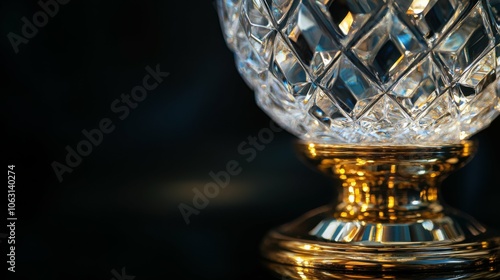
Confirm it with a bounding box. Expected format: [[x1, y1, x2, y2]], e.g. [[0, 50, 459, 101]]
[[262, 141, 500, 274]]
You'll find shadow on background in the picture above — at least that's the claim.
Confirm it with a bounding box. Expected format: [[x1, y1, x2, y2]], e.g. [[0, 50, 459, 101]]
[[2, 1, 500, 279]]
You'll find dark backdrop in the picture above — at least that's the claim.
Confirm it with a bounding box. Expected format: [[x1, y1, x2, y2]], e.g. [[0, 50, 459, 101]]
[[2, 1, 500, 279]]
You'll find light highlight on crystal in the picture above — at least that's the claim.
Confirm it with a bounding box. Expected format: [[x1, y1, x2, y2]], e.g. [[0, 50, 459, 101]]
[[218, 0, 500, 144]]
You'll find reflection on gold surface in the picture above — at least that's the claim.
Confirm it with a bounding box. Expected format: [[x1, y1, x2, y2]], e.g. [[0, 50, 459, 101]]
[[265, 261, 500, 279], [375, 223, 383, 242], [307, 143, 316, 157], [296, 141, 477, 223]]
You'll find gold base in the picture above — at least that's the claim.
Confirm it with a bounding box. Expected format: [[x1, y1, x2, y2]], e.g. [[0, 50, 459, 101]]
[[261, 141, 500, 273], [264, 261, 500, 279]]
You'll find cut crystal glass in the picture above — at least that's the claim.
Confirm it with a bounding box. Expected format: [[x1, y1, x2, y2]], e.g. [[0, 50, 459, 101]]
[[217, 0, 500, 144]]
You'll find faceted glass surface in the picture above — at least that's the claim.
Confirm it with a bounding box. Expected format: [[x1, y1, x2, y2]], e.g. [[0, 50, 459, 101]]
[[217, 0, 500, 144]]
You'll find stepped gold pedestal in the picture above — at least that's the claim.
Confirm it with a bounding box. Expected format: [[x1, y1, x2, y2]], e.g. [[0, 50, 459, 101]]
[[262, 141, 500, 275]]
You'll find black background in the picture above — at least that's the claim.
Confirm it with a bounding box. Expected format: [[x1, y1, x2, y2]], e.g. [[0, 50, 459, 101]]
[[2, 1, 500, 279]]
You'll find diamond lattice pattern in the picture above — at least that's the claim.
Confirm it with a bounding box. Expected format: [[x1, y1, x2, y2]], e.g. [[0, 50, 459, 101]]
[[218, 0, 500, 144]]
